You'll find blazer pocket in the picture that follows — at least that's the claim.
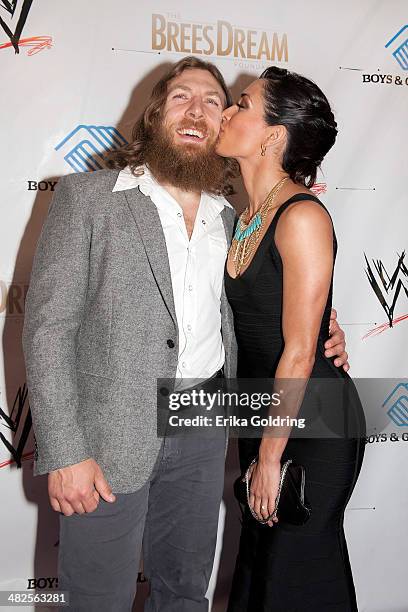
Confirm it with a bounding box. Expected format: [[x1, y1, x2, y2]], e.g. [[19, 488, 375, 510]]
[[77, 368, 116, 402]]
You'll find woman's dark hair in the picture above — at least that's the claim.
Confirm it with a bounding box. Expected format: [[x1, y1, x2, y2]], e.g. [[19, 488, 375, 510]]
[[106, 56, 238, 196], [259, 66, 338, 188]]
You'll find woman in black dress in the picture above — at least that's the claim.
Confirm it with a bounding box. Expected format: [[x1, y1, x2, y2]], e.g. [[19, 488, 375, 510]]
[[216, 67, 366, 611]]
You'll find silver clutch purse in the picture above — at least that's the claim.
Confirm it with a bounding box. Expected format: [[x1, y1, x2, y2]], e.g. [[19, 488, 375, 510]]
[[234, 457, 311, 526]]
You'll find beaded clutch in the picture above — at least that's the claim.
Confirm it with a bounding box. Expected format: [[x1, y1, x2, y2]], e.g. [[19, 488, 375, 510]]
[[233, 457, 311, 526]]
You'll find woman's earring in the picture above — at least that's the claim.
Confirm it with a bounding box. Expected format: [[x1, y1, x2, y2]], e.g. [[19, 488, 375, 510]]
[[260, 143, 266, 156]]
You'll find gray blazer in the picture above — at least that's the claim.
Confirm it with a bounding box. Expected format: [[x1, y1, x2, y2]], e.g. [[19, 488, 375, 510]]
[[22, 169, 237, 493]]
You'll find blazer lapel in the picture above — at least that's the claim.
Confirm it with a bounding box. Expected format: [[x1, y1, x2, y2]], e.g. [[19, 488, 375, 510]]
[[220, 206, 238, 377], [220, 206, 236, 245], [123, 187, 177, 326]]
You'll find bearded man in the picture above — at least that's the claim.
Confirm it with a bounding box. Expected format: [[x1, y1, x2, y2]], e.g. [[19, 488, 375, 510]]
[[22, 56, 349, 612]]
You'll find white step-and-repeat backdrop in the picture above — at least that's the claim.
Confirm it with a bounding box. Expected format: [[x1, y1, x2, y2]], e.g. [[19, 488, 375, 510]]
[[1, 1, 407, 610]]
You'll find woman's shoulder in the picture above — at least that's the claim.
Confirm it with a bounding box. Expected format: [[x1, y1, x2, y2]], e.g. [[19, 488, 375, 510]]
[[274, 190, 335, 254], [278, 189, 333, 228]]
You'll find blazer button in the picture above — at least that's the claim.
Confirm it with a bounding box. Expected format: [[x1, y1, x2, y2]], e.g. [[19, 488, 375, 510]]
[[167, 339, 175, 348], [160, 386, 169, 397]]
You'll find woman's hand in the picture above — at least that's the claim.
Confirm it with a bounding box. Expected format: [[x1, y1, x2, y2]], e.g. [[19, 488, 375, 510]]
[[248, 458, 281, 527]]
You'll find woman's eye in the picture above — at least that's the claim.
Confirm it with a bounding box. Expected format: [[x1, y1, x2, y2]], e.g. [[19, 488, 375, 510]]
[[173, 93, 187, 99]]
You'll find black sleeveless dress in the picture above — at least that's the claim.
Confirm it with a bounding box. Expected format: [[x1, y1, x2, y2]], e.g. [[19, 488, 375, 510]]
[[225, 194, 366, 612]]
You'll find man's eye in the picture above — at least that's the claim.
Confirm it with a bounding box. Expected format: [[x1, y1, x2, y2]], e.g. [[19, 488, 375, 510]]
[[207, 98, 219, 106]]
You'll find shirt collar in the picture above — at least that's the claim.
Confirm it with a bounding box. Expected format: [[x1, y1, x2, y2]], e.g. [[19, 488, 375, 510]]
[[112, 165, 234, 211]]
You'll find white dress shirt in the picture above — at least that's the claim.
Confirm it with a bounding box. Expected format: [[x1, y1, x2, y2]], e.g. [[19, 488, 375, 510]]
[[112, 165, 234, 383]]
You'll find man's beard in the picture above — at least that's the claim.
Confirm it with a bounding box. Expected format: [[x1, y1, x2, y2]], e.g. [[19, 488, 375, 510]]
[[143, 119, 226, 194]]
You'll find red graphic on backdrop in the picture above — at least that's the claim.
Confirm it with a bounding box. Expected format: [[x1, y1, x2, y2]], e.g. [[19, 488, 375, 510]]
[[0, 34, 52, 54], [362, 313, 408, 339], [310, 182, 327, 196]]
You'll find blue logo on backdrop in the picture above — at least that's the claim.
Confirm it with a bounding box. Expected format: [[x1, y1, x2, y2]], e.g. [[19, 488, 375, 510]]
[[382, 383, 408, 426], [55, 124, 128, 172], [385, 25, 408, 71]]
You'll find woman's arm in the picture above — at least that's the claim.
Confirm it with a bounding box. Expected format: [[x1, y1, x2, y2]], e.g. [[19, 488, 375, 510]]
[[249, 200, 334, 522]]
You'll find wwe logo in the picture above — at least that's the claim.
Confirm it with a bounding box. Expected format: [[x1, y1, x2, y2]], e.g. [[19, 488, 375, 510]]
[[385, 25, 408, 71], [382, 383, 408, 426], [55, 124, 128, 173], [364, 251, 408, 328], [0, 0, 33, 53], [0, 384, 33, 467]]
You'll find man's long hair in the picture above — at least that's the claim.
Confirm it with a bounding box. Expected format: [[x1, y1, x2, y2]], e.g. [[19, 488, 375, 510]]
[[106, 56, 239, 196]]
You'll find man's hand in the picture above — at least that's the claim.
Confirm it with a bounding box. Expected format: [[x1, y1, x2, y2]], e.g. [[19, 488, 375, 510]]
[[324, 308, 350, 372], [48, 458, 116, 516]]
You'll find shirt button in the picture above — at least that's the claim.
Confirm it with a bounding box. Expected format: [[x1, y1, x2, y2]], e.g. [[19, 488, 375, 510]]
[[187, 325, 192, 332], [201, 219, 206, 225], [177, 212, 182, 218], [182, 362, 187, 368], [167, 339, 175, 348], [188, 285, 193, 291]]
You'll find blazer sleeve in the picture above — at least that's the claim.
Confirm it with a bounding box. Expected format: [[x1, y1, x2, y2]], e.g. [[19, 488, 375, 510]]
[[22, 174, 91, 475]]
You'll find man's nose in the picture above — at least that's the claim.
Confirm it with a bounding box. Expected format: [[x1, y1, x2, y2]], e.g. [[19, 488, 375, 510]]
[[185, 96, 204, 119]]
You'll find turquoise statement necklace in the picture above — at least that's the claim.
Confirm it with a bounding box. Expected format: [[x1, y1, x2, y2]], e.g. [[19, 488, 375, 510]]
[[231, 176, 289, 276]]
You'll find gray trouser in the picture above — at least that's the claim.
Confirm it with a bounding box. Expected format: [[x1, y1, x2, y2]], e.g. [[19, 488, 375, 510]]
[[58, 429, 226, 612]]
